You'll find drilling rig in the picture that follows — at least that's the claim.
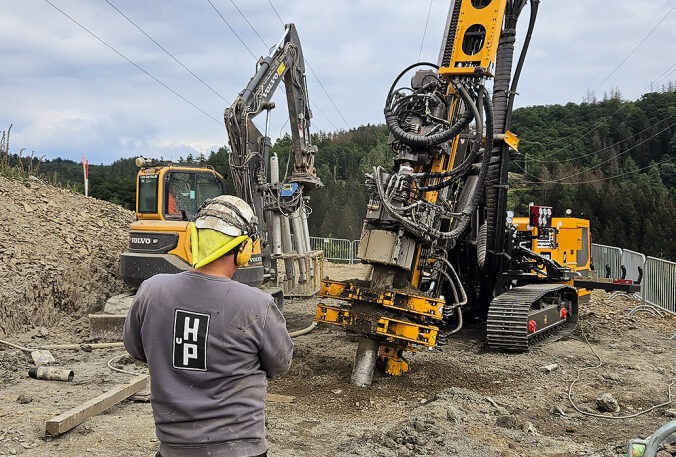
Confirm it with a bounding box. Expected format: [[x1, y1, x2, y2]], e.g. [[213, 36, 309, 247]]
[[314, 0, 638, 386]]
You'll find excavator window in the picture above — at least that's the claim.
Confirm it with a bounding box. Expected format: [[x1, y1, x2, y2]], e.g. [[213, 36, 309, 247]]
[[164, 171, 225, 221], [138, 174, 158, 213]]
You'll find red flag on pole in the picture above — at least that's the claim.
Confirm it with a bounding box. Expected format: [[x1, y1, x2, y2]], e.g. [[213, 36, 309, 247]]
[[82, 156, 89, 179], [82, 156, 89, 196]]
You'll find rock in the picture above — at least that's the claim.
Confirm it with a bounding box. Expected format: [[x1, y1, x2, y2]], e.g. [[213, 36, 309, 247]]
[[522, 422, 538, 434], [16, 394, 32, 404], [496, 415, 518, 429], [665, 408, 676, 418], [596, 393, 620, 413], [0, 175, 134, 337], [550, 405, 566, 416], [539, 363, 559, 373]]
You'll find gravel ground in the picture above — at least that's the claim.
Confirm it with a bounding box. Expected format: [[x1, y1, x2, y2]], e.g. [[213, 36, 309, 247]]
[[0, 176, 674, 456]]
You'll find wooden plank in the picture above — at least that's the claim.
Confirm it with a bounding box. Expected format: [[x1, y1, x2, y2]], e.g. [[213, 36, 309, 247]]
[[266, 393, 295, 404], [45, 374, 149, 436]]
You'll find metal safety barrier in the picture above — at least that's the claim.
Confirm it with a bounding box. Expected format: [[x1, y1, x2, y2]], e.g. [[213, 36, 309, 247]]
[[643, 257, 676, 315], [310, 237, 355, 263], [621, 249, 645, 284], [592, 244, 623, 279]]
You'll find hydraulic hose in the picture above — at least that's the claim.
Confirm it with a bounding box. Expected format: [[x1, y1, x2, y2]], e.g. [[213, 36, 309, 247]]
[[383, 62, 475, 148], [385, 109, 473, 148], [288, 321, 317, 338], [411, 86, 483, 191]]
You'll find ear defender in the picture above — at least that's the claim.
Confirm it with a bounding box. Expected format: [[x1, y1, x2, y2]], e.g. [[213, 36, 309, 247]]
[[235, 237, 253, 267]]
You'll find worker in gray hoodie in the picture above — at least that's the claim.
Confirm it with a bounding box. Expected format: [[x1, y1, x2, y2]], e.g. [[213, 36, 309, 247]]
[[124, 195, 293, 457]]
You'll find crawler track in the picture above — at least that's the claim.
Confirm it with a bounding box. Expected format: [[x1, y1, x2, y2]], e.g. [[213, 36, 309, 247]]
[[486, 284, 578, 351]]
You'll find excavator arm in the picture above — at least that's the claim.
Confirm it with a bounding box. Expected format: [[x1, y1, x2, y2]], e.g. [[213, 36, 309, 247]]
[[224, 23, 323, 296]]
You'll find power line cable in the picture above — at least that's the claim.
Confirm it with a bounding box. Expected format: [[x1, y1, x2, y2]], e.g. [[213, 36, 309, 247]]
[[522, 4, 676, 160], [221, 1, 350, 130], [267, 0, 285, 26], [514, 157, 673, 186], [310, 100, 339, 131], [304, 62, 351, 130], [418, 0, 434, 61], [207, 0, 258, 59], [526, 112, 676, 165], [229, 0, 269, 50], [262, 2, 351, 130], [582, 1, 674, 103], [584, 2, 676, 103], [42, 0, 222, 125], [104, 0, 230, 104], [541, 121, 676, 183], [515, 120, 674, 185], [522, 66, 676, 163], [646, 63, 676, 93]]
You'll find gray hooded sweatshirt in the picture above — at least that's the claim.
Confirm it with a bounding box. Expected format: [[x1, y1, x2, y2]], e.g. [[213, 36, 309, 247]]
[[123, 271, 293, 457]]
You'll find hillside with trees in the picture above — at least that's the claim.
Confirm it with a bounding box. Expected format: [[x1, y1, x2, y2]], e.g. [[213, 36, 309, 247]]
[[4, 89, 674, 260]]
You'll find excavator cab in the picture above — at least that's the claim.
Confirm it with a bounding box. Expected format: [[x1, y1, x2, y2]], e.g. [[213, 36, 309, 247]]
[[135, 162, 225, 222]]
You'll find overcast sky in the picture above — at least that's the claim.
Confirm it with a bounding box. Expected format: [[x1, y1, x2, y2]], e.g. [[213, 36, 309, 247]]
[[1, 0, 674, 165]]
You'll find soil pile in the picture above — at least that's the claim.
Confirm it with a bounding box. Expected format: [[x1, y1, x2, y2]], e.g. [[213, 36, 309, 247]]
[[0, 175, 133, 336]]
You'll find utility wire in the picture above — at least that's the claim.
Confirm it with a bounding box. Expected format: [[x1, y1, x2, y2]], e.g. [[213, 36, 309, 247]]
[[304, 62, 351, 129], [418, 0, 434, 61], [529, 4, 676, 158], [584, 2, 676, 103], [229, 0, 269, 51], [646, 63, 676, 93], [227, 0, 339, 134], [514, 157, 673, 186], [104, 0, 230, 104], [543, 122, 676, 183], [522, 68, 676, 163], [267, 0, 285, 26], [525, 112, 676, 165], [42, 0, 222, 125], [520, 124, 674, 184], [262, 0, 350, 129], [207, 0, 257, 59], [310, 101, 339, 131]]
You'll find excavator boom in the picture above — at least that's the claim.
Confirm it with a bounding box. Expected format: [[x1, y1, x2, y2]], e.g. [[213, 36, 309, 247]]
[[225, 23, 323, 297]]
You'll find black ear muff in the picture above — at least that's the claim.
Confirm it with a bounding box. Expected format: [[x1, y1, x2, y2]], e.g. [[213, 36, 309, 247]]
[[235, 238, 253, 267]]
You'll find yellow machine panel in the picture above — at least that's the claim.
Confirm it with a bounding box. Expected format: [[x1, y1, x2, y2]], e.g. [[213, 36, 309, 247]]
[[512, 216, 591, 273], [438, 0, 507, 77]]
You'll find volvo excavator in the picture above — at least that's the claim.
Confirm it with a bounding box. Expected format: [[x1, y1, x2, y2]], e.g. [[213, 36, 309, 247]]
[[314, 0, 639, 386], [116, 23, 323, 308]]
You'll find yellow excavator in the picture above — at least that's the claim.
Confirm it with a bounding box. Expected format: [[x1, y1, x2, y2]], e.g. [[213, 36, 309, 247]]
[[314, 0, 639, 386], [117, 23, 324, 307], [119, 160, 269, 290]]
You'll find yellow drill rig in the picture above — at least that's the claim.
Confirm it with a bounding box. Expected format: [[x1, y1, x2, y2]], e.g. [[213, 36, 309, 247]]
[[314, 0, 638, 386]]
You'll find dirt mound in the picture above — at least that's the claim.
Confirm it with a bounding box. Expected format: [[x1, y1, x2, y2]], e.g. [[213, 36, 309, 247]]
[[0, 175, 134, 337]]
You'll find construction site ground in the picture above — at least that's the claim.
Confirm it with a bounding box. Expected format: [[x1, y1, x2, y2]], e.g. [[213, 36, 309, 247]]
[[1, 175, 675, 457]]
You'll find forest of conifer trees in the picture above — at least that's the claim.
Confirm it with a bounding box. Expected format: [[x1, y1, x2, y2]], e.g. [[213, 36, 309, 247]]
[[8, 90, 674, 260]]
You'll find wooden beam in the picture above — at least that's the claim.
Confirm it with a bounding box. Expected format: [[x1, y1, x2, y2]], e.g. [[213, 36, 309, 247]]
[[45, 374, 149, 436]]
